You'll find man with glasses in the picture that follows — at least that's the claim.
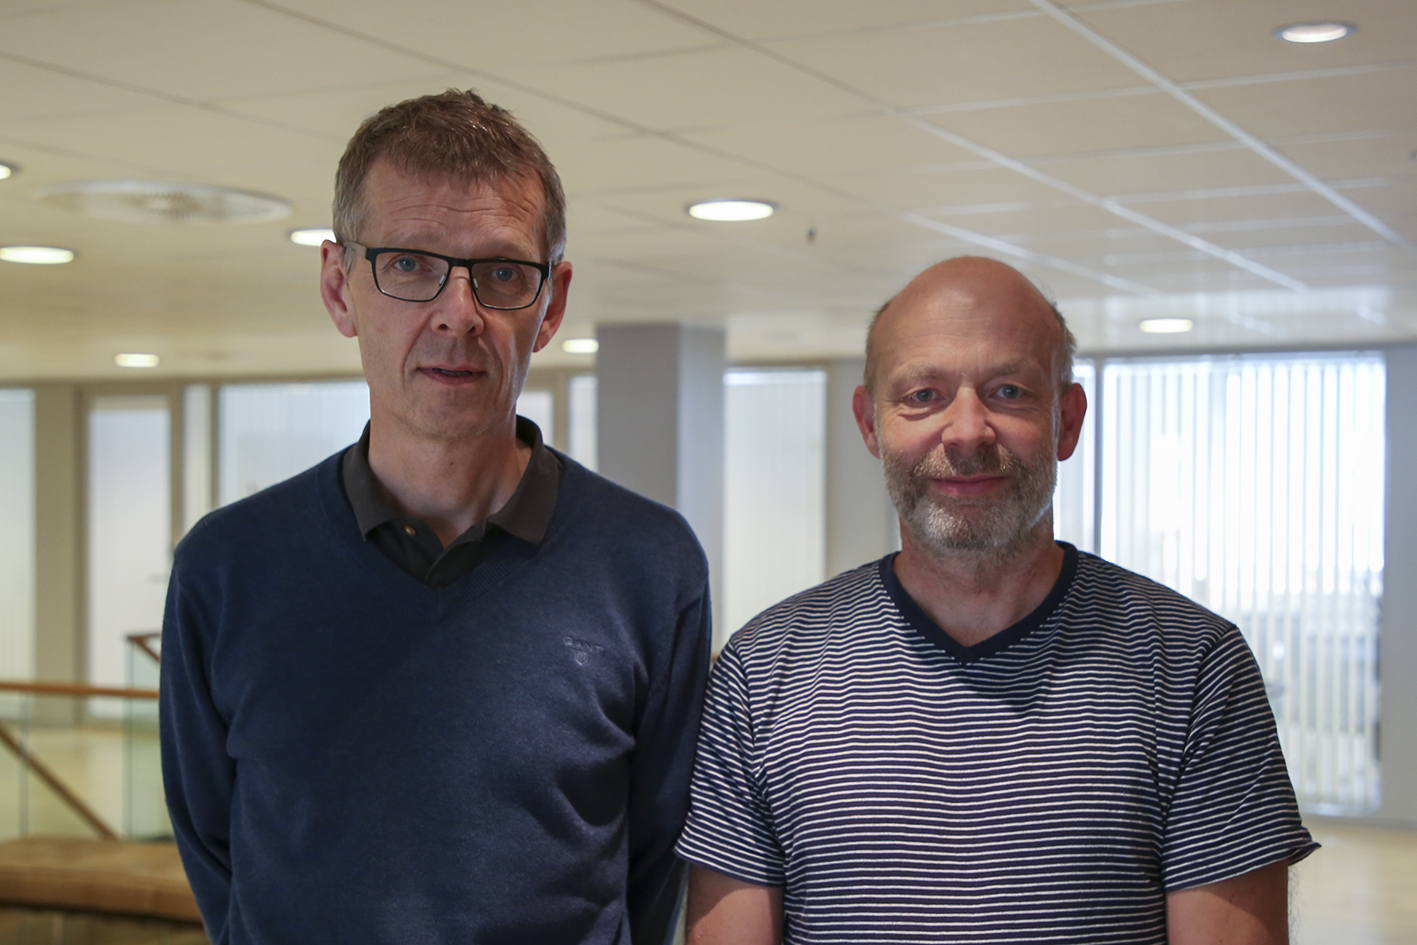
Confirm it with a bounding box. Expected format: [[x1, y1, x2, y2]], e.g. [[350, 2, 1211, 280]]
[[161, 90, 712, 945]]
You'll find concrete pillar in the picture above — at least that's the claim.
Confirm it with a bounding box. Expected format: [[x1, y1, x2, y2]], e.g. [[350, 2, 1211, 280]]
[[824, 358, 899, 579], [596, 323, 725, 639], [32, 386, 81, 724], [1380, 343, 1417, 826]]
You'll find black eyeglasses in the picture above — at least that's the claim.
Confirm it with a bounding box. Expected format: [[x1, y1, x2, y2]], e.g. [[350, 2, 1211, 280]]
[[345, 242, 551, 309]]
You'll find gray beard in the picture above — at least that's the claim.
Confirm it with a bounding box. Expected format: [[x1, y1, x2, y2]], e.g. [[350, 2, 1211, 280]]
[[883, 441, 1057, 566]]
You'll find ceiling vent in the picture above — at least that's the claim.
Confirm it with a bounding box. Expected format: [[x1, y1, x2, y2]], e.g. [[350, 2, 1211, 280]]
[[37, 180, 291, 224]]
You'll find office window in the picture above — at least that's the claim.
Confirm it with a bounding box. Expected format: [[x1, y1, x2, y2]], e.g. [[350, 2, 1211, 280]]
[[568, 375, 597, 471], [1053, 361, 1096, 551], [517, 389, 554, 445], [87, 395, 170, 713], [0, 390, 35, 686], [723, 369, 827, 636], [1099, 353, 1385, 811], [218, 381, 370, 505]]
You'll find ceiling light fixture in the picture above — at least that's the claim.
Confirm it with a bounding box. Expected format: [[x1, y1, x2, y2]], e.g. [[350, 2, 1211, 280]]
[[1139, 318, 1194, 334], [0, 162, 14, 181], [0, 245, 75, 264], [289, 227, 335, 247], [39, 180, 291, 224], [115, 353, 160, 369], [561, 338, 599, 354], [1275, 21, 1355, 43], [687, 199, 775, 222]]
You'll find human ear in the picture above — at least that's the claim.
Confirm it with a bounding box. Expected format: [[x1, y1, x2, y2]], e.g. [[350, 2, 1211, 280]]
[[1056, 383, 1087, 461], [852, 385, 882, 459], [320, 241, 358, 339], [532, 261, 573, 353]]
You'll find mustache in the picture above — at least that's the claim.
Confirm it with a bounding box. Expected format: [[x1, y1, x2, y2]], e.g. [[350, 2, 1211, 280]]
[[912, 444, 1021, 479]]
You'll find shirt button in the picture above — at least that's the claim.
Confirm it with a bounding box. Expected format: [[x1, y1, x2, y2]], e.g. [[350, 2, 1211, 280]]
[[403, 524, 417, 537]]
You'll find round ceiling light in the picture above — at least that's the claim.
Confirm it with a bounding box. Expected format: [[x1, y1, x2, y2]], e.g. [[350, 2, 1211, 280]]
[[0, 162, 15, 181], [115, 353, 160, 369], [561, 338, 599, 355], [0, 245, 75, 264], [1139, 318, 1194, 334], [289, 227, 335, 247], [1276, 21, 1355, 43], [687, 199, 775, 222], [38, 180, 292, 224]]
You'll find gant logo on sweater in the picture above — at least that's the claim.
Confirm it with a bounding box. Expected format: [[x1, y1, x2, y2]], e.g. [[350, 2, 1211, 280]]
[[563, 636, 605, 665]]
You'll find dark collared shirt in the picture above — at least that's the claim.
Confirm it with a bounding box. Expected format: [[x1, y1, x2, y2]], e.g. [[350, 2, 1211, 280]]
[[341, 417, 562, 587]]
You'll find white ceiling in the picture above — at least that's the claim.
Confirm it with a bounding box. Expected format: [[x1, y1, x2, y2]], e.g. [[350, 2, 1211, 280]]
[[0, 0, 1413, 381]]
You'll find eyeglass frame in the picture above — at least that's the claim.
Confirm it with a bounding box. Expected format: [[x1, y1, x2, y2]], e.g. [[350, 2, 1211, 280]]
[[341, 241, 552, 310]]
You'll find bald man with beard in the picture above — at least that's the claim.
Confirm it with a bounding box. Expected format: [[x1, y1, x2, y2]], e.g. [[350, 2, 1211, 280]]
[[675, 257, 1316, 945]]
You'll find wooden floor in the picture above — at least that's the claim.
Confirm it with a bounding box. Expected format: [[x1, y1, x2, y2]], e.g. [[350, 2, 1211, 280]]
[[1293, 820, 1417, 945]]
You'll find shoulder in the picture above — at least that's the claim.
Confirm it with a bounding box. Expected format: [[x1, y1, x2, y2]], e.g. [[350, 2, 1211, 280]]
[[720, 561, 888, 664], [175, 450, 345, 568], [1060, 552, 1248, 673], [1069, 552, 1234, 634], [551, 452, 708, 577]]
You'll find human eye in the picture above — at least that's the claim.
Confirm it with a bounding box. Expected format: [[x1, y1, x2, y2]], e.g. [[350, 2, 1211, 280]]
[[489, 263, 523, 284], [905, 388, 937, 405], [996, 384, 1023, 400]]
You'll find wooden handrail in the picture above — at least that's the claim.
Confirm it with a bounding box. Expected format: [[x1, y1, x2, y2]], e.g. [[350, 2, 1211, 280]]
[[0, 722, 119, 840], [126, 632, 161, 666], [0, 681, 158, 701]]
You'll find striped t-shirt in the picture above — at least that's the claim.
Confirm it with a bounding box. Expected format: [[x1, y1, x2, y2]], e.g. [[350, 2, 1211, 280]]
[[677, 545, 1316, 944]]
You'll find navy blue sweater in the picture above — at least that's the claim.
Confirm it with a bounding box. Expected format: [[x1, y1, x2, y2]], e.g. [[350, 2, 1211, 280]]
[[160, 449, 712, 945]]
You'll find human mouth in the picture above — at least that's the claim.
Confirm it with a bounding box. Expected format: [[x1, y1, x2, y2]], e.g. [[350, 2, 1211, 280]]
[[934, 475, 1005, 498], [420, 366, 484, 383]]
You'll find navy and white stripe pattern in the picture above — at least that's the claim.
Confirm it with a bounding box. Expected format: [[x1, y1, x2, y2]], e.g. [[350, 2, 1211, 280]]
[[677, 546, 1316, 944]]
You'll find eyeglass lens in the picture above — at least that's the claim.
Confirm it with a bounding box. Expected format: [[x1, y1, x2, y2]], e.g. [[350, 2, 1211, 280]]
[[372, 251, 543, 308]]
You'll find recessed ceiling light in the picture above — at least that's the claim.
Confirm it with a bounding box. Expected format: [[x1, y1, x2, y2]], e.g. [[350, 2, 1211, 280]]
[[0, 162, 14, 181], [289, 227, 335, 247], [1276, 21, 1355, 43], [687, 199, 775, 222], [115, 353, 160, 369], [38, 180, 291, 224], [1139, 318, 1194, 334], [0, 245, 75, 264], [561, 338, 599, 354]]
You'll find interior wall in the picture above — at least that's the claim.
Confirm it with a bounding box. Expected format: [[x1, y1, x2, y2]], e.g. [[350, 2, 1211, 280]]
[[1380, 343, 1417, 827]]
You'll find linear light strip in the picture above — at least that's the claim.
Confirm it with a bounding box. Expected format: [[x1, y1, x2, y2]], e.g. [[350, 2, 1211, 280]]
[[1026, 0, 1414, 251]]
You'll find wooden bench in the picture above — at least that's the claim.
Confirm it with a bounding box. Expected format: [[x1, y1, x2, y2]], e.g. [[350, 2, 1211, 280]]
[[0, 837, 201, 924]]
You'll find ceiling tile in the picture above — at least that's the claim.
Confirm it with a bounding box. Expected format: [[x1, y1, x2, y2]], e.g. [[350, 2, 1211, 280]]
[[1071, 0, 1417, 83], [1036, 145, 1294, 196], [0, 0, 446, 102], [765, 14, 1141, 108], [930, 200, 1129, 237], [6, 105, 339, 176], [1132, 189, 1353, 228], [269, 0, 719, 72], [919, 91, 1231, 158], [1193, 68, 1417, 139], [553, 135, 759, 195], [652, 0, 1032, 41], [1273, 131, 1417, 181], [503, 47, 866, 132], [1196, 221, 1381, 250], [824, 164, 1066, 212], [680, 113, 981, 178], [0, 57, 169, 123]]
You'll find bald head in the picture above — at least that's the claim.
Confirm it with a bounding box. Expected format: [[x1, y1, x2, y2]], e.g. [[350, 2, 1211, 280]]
[[864, 257, 1075, 396]]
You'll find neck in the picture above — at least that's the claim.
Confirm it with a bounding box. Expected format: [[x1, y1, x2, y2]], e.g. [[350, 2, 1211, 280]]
[[366, 413, 529, 547], [893, 518, 1064, 648]]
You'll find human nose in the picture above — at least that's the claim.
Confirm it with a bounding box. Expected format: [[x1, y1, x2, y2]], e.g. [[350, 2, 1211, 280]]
[[938, 388, 995, 453], [432, 265, 485, 335]]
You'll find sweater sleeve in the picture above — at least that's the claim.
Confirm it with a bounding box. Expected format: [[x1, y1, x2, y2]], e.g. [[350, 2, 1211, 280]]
[[625, 577, 713, 945], [159, 554, 234, 944]]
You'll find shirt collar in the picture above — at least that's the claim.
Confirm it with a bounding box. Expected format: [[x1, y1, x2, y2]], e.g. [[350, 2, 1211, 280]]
[[341, 417, 561, 546]]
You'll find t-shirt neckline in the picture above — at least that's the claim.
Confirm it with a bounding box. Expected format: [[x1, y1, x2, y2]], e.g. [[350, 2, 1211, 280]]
[[880, 542, 1079, 664]]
